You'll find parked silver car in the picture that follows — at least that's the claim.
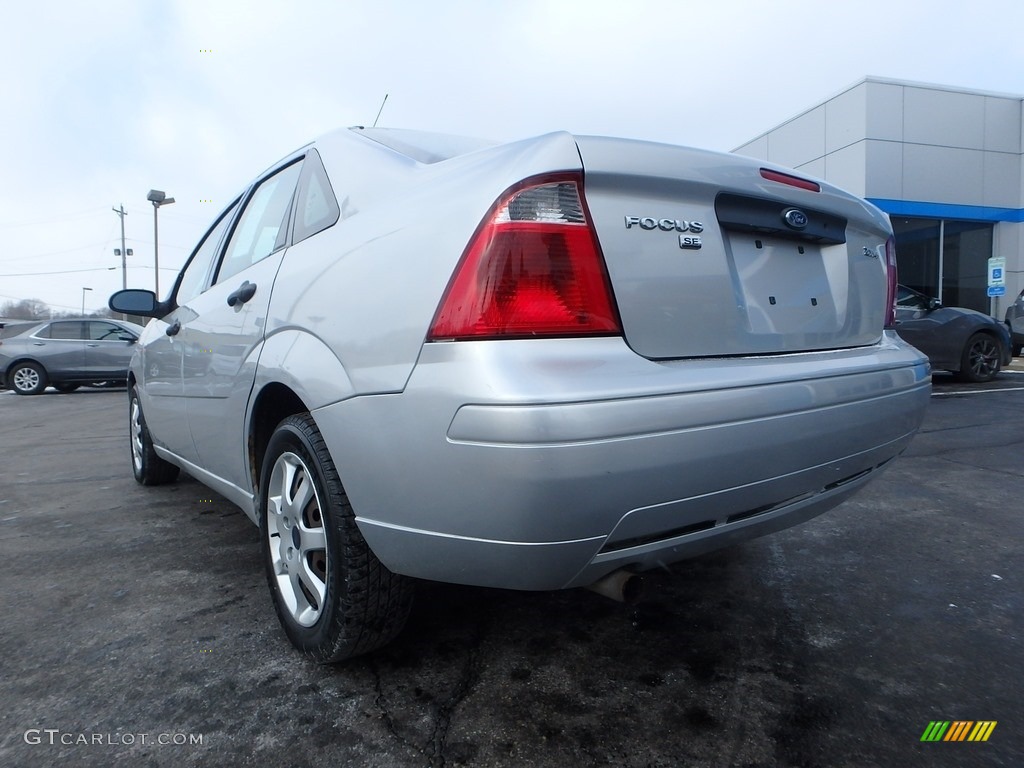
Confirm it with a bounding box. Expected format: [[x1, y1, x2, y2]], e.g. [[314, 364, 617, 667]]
[[1005, 287, 1024, 356], [0, 318, 142, 394], [110, 127, 931, 661]]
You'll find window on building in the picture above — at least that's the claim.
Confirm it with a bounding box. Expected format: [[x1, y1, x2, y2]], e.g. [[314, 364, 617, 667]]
[[890, 217, 993, 314], [942, 221, 993, 313], [891, 218, 940, 299]]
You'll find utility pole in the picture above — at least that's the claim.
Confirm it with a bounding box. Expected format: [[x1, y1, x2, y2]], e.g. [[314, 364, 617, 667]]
[[112, 205, 128, 290]]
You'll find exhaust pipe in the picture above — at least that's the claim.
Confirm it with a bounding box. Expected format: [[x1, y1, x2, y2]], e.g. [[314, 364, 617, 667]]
[[585, 569, 644, 604]]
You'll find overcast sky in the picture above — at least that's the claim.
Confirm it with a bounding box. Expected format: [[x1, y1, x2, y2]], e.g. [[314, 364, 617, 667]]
[[2, 0, 1023, 315]]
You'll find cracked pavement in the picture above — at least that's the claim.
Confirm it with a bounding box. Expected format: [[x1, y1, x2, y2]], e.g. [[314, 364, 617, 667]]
[[0, 374, 1021, 767]]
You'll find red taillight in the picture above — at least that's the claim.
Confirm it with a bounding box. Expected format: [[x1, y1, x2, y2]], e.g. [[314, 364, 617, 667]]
[[884, 235, 898, 327], [760, 168, 820, 193], [427, 174, 621, 340]]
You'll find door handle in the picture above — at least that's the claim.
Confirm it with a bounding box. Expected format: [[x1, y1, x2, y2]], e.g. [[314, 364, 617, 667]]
[[227, 280, 257, 307], [166, 320, 181, 336], [87, 343, 100, 347], [32, 342, 45, 346]]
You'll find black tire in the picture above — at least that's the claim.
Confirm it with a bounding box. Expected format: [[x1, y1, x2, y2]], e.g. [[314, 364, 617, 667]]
[[129, 385, 180, 485], [956, 333, 1002, 383], [54, 383, 80, 393], [9, 361, 47, 395], [260, 413, 413, 662], [1013, 343, 1022, 358]]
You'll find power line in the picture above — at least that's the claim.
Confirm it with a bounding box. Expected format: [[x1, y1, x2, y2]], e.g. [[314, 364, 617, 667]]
[[0, 240, 188, 266], [1, 265, 179, 277], [0, 267, 118, 277], [0, 207, 108, 230], [0, 241, 116, 263]]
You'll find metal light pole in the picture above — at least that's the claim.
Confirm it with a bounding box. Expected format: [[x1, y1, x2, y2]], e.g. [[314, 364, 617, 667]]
[[147, 190, 175, 298], [81, 287, 93, 316]]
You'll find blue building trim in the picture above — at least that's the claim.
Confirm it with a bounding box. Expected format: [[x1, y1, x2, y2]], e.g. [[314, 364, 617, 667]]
[[867, 198, 1024, 223]]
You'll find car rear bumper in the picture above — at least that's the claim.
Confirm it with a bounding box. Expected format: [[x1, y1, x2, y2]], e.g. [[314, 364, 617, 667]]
[[1006, 322, 1023, 349], [313, 333, 931, 591]]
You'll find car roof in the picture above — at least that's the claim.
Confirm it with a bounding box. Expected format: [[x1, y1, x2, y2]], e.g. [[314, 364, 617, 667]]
[[345, 127, 495, 164]]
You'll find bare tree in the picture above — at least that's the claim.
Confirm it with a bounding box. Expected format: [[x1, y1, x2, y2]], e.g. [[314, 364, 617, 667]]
[[0, 298, 50, 320]]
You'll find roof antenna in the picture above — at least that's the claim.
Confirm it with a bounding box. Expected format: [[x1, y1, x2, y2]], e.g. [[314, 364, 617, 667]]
[[372, 93, 389, 128]]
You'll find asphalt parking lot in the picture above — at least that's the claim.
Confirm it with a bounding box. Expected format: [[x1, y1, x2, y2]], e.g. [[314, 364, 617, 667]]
[[1, 370, 1021, 767]]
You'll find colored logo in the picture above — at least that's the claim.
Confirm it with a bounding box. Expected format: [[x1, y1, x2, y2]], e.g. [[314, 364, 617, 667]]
[[920, 721, 997, 742]]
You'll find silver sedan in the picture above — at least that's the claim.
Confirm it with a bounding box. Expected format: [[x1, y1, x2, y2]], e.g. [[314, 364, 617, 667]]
[[111, 127, 931, 661]]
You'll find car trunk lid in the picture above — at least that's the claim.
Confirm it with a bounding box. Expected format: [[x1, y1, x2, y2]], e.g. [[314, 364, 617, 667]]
[[575, 135, 892, 359]]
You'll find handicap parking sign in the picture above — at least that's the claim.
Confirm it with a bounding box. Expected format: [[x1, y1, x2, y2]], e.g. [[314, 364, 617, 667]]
[[987, 257, 1006, 288]]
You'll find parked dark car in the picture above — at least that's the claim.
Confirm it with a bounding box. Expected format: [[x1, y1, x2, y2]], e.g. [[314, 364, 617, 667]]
[[0, 318, 143, 394], [895, 285, 1011, 382], [1005, 287, 1024, 356]]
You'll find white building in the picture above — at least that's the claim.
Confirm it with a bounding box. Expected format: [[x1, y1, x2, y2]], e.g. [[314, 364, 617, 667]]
[[735, 77, 1022, 317]]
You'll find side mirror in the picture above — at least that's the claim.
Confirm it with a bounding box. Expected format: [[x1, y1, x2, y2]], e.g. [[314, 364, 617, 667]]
[[928, 297, 942, 311], [109, 289, 163, 318]]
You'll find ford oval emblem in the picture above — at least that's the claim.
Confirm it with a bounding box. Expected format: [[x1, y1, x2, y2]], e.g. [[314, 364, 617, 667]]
[[783, 208, 808, 230]]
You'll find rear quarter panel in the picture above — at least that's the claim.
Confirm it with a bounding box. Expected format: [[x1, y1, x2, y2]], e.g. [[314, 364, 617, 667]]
[[264, 129, 586, 399]]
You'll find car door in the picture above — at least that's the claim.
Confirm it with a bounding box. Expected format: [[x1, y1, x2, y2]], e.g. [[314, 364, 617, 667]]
[[32, 321, 86, 377], [140, 198, 241, 462], [180, 158, 303, 490], [84, 321, 137, 379]]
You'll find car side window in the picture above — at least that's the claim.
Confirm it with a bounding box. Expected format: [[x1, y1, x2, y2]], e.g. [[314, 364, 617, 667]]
[[176, 198, 242, 305], [215, 161, 303, 285], [896, 288, 927, 310], [292, 149, 340, 245], [88, 321, 135, 341], [44, 321, 85, 340]]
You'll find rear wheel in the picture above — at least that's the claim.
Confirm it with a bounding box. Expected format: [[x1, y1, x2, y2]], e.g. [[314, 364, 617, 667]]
[[129, 385, 180, 485], [957, 333, 1002, 383], [260, 413, 413, 662], [9, 361, 47, 395]]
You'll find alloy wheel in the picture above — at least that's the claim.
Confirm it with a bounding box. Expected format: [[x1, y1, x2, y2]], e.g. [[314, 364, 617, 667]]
[[968, 337, 1000, 379], [130, 397, 144, 473], [266, 451, 329, 628], [13, 367, 40, 393]]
